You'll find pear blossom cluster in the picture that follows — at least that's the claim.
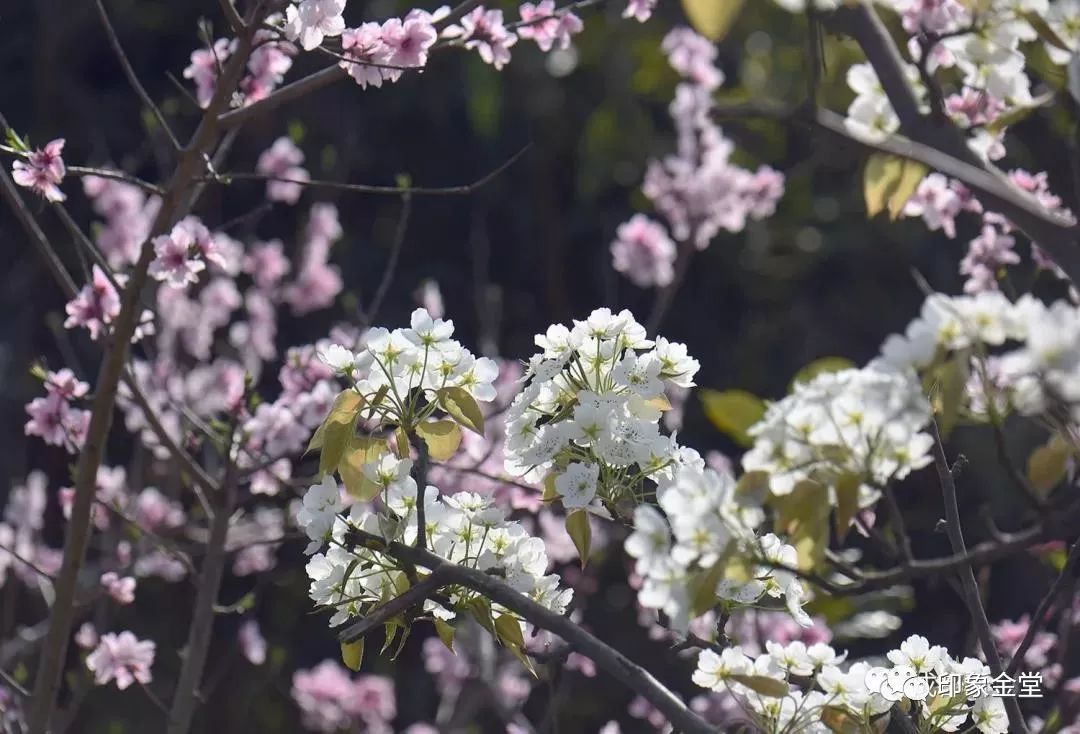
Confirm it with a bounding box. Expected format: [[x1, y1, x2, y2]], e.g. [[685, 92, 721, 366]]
[[741, 364, 934, 506], [692, 634, 1011, 734], [624, 454, 819, 632], [301, 467, 573, 629], [315, 307, 499, 421], [881, 289, 1080, 428], [611, 27, 784, 286], [503, 308, 699, 510]]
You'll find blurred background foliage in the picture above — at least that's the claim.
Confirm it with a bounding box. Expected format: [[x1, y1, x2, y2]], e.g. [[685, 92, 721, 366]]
[[0, 0, 1077, 731]]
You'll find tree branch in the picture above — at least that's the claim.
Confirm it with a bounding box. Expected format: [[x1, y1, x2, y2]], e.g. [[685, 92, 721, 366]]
[[24, 18, 265, 733], [930, 419, 1029, 734], [1005, 537, 1080, 676], [348, 529, 713, 734], [337, 569, 448, 644]]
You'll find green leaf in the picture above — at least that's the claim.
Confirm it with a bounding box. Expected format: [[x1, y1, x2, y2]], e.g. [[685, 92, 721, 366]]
[[438, 386, 486, 435], [494, 614, 525, 649], [542, 473, 559, 502], [494, 613, 537, 677], [312, 390, 365, 469], [700, 389, 767, 447], [339, 436, 388, 501], [833, 472, 862, 542], [771, 480, 830, 571], [821, 706, 861, 734], [681, 0, 746, 41], [931, 356, 969, 438], [1024, 11, 1072, 51], [690, 552, 731, 617], [415, 420, 462, 461], [433, 619, 455, 652], [1028, 435, 1071, 496], [790, 357, 855, 390], [863, 154, 928, 221], [565, 510, 592, 567], [341, 638, 365, 672], [728, 674, 790, 697]]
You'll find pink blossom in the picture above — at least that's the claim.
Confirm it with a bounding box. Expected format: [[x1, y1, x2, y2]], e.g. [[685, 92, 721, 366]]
[[100, 572, 137, 605], [245, 240, 292, 291], [75, 622, 99, 650], [184, 39, 234, 107], [961, 223, 1018, 293], [340, 23, 396, 89], [623, 0, 658, 22], [65, 265, 121, 339], [444, 8, 518, 71], [257, 137, 310, 205], [85, 631, 155, 690], [662, 28, 723, 90], [83, 177, 160, 268], [239, 619, 267, 665], [946, 87, 1005, 128], [45, 369, 89, 400], [517, 2, 583, 53], [901, 0, 970, 37], [149, 224, 207, 288], [133, 487, 185, 532], [903, 173, 963, 238], [185, 30, 295, 108], [285, 0, 347, 51], [25, 392, 89, 453], [291, 660, 396, 733], [611, 215, 677, 288], [5, 471, 47, 531], [12, 138, 66, 201], [381, 16, 438, 68]]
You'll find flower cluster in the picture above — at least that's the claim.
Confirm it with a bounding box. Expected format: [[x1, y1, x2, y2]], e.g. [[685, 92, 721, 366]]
[[337, 9, 441, 89], [149, 216, 233, 289], [624, 455, 818, 632], [503, 308, 699, 511], [301, 468, 573, 628], [612, 27, 784, 286], [316, 307, 499, 423], [184, 18, 295, 108], [24, 369, 91, 453], [692, 634, 1010, 734], [741, 364, 934, 505], [291, 659, 395, 733], [256, 136, 310, 204], [882, 289, 1080, 429]]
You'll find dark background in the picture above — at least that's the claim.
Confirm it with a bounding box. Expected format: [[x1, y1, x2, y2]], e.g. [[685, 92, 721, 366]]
[[0, 0, 1075, 731]]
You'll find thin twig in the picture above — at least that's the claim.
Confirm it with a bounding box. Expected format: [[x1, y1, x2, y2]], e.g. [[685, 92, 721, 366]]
[[337, 569, 448, 644], [929, 418, 1029, 734], [94, 0, 181, 151], [1005, 537, 1080, 676], [209, 145, 530, 198], [363, 191, 413, 327]]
